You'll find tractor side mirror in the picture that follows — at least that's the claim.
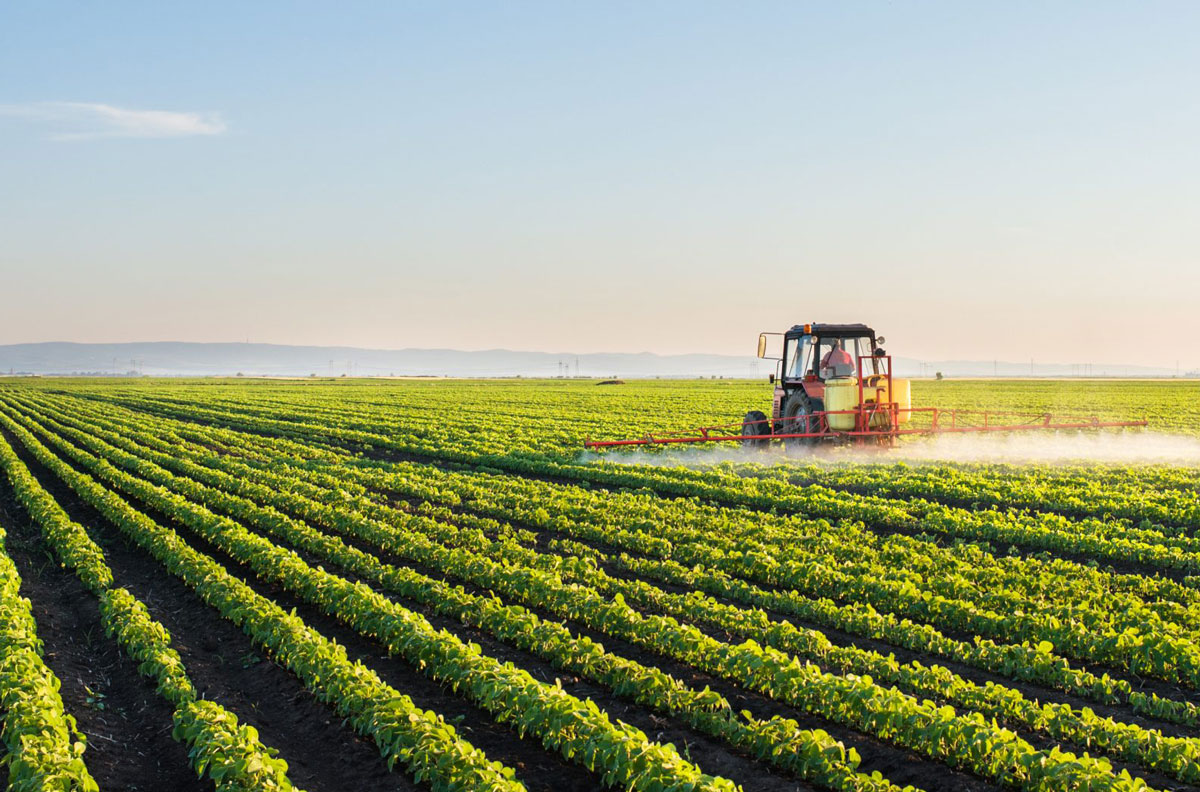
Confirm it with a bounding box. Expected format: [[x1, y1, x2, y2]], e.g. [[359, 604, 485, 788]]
[[875, 336, 886, 346], [768, 373, 775, 384], [756, 334, 767, 359]]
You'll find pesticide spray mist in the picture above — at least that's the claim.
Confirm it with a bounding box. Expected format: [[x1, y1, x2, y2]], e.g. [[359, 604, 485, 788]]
[[580, 430, 1200, 469]]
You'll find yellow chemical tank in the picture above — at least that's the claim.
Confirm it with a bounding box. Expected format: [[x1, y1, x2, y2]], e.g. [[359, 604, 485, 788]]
[[863, 375, 912, 426], [823, 377, 859, 430]]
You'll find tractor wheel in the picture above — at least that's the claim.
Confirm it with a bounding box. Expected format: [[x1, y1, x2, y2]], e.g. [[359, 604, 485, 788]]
[[740, 410, 771, 449], [780, 394, 825, 453]]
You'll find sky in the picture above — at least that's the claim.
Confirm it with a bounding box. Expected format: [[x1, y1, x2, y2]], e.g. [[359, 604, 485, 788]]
[[2, 2, 1198, 370]]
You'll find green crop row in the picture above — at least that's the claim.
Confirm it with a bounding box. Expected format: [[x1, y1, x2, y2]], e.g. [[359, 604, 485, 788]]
[[0, 403, 741, 792], [313, 448, 1200, 727], [32, 389, 1200, 730], [0, 431, 302, 791], [32, 388, 1200, 726], [12, 399, 1172, 792], [10, 380, 1197, 789], [0, 410, 529, 792], [736, 461, 1200, 530], [90, 386, 1200, 620], [72, 389, 1200, 638], [0, 494, 97, 792], [23, 391, 917, 792]]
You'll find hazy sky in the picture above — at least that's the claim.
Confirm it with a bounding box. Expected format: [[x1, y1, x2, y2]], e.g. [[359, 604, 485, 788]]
[[2, 2, 1198, 368]]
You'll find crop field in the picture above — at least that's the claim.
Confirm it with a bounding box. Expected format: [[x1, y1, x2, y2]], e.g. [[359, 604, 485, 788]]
[[1, 377, 1199, 792]]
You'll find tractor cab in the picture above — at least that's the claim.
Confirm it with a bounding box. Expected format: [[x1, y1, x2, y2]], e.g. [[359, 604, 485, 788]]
[[775, 323, 883, 396], [752, 323, 887, 448]]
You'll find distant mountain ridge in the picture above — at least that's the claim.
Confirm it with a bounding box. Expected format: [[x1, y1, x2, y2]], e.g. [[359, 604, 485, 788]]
[[0, 341, 1182, 379], [0, 342, 771, 378]]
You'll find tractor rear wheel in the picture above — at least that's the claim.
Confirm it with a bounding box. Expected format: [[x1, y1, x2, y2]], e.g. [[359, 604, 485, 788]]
[[780, 394, 825, 453], [740, 410, 771, 449]]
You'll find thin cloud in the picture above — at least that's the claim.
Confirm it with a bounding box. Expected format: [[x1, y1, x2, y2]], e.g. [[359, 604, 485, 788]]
[[0, 101, 227, 140]]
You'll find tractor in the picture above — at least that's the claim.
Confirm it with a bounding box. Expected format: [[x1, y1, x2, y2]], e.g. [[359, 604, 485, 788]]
[[743, 322, 897, 450]]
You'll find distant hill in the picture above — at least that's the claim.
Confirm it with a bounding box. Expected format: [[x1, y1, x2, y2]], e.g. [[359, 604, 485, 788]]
[[0, 341, 1180, 379], [0, 342, 771, 378]]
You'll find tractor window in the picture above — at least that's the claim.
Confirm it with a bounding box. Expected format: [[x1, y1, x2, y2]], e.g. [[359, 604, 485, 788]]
[[785, 336, 814, 379], [817, 336, 870, 379]]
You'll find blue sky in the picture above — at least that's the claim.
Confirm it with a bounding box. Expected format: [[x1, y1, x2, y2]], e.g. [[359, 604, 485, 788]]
[[2, 2, 1198, 368]]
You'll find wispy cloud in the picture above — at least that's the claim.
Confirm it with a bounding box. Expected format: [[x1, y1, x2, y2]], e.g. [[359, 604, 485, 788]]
[[0, 101, 227, 140]]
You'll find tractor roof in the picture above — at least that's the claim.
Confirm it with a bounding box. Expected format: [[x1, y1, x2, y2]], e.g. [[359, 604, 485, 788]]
[[785, 323, 875, 339]]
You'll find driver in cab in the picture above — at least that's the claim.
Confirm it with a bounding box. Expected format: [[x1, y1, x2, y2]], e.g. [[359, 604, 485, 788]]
[[820, 339, 855, 378]]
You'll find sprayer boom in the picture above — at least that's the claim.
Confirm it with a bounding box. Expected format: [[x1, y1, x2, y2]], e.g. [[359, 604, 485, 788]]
[[583, 409, 1148, 449]]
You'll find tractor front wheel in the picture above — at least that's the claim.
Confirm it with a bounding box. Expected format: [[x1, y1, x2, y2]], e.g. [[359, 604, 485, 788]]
[[780, 394, 825, 453], [740, 410, 771, 449]]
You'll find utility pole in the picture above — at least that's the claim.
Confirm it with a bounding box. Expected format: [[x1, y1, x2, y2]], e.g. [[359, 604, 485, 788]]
[[575, 356, 579, 378]]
